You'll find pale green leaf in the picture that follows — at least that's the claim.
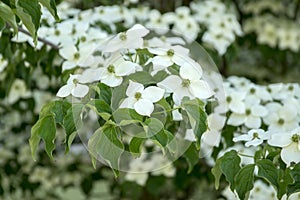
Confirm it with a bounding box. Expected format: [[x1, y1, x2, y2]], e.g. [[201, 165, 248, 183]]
[[0, 2, 18, 33]]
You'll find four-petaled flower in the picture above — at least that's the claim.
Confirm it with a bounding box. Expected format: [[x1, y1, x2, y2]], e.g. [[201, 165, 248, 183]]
[[233, 129, 269, 147], [268, 127, 300, 166], [158, 62, 214, 104], [120, 81, 165, 116], [56, 74, 89, 98]]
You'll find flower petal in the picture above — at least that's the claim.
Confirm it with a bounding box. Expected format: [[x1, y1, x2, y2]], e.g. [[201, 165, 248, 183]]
[[102, 74, 123, 87], [71, 84, 89, 98], [268, 133, 292, 147], [189, 80, 214, 99], [179, 62, 202, 80], [56, 84, 72, 97], [115, 61, 137, 76], [281, 143, 300, 166], [157, 75, 181, 93], [119, 97, 136, 109], [134, 99, 154, 116], [126, 81, 144, 97], [142, 86, 164, 102], [228, 113, 245, 126], [245, 116, 261, 129]]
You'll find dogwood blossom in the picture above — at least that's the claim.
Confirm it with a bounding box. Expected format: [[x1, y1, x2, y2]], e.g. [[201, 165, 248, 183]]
[[158, 62, 214, 104], [233, 129, 269, 147], [56, 74, 89, 98], [120, 81, 164, 116], [101, 24, 149, 52], [268, 127, 300, 166]]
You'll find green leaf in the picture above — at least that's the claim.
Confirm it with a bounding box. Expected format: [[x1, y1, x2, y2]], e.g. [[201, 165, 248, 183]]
[[0, 18, 5, 31], [182, 98, 207, 148], [113, 108, 143, 125], [256, 159, 279, 193], [15, 0, 41, 44], [127, 71, 156, 85], [129, 137, 145, 157], [211, 150, 241, 190], [88, 124, 124, 177], [0, 1, 18, 33], [38, 0, 59, 21], [39, 100, 71, 124], [87, 99, 111, 121], [183, 144, 199, 173], [63, 104, 84, 153], [287, 163, 300, 198], [144, 118, 164, 138], [278, 168, 293, 199], [111, 84, 127, 111], [235, 164, 255, 200], [29, 114, 56, 160]]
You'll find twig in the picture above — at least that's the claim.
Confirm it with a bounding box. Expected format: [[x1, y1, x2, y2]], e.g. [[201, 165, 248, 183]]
[[220, 55, 228, 77], [293, 0, 300, 20], [232, 0, 243, 26], [18, 26, 60, 50]]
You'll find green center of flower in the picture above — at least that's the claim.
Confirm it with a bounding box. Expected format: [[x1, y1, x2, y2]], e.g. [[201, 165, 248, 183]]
[[135, 92, 142, 100], [73, 78, 79, 85], [107, 65, 115, 73], [245, 109, 251, 116], [81, 36, 86, 42], [178, 14, 184, 19], [278, 118, 284, 125], [253, 132, 260, 139], [226, 96, 232, 103], [167, 49, 174, 57], [99, 9, 104, 14], [74, 52, 80, 60], [182, 79, 191, 87], [54, 30, 60, 36], [291, 134, 299, 143], [250, 88, 256, 94], [288, 85, 294, 91], [267, 87, 272, 93], [119, 32, 127, 41]]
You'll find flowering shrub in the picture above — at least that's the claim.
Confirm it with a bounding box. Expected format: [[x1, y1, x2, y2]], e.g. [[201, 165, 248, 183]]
[[1, 0, 300, 199]]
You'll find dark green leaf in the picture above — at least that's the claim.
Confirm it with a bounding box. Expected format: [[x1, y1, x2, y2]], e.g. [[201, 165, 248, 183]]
[[38, 0, 59, 21], [15, 0, 41, 44], [287, 163, 300, 198], [63, 104, 84, 153], [29, 114, 56, 160], [182, 98, 207, 148], [277, 168, 293, 199], [183, 144, 199, 173], [0, 1, 18, 33], [144, 118, 164, 137], [129, 137, 145, 157], [212, 150, 241, 190], [235, 164, 255, 200], [88, 124, 124, 177], [256, 159, 279, 192]]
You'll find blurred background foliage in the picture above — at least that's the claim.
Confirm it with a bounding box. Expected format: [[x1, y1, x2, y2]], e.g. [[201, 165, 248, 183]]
[[1, 0, 300, 199]]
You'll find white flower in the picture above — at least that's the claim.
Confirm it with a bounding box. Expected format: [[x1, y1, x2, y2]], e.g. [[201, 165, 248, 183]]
[[7, 79, 31, 104], [56, 74, 89, 98], [101, 24, 149, 53], [202, 113, 226, 147], [145, 10, 170, 34], [98, 56, 138, 87], [268, 127, 300, 166], [120, 81, 164, 116], [158, 62, 214, 104], [222, 90, 246, 114], [148, 45, 189, 67], [264, 102, 298, 132], [233, 129, 269, 147], [202, 30, 231, 55], [228, 99, 268, 129], [59, 43, 96, 71]]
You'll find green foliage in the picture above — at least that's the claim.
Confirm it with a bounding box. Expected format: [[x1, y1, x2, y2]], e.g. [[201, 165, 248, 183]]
[[235, 164, 255, 200], [0, 1, 17, 32], [38, 0, 59, 21]]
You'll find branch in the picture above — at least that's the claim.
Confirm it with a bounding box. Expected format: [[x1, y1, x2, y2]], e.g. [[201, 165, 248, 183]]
[[293, 0, 300, 20], [18, 27, 60, 50], [232, 0, 243, 26]]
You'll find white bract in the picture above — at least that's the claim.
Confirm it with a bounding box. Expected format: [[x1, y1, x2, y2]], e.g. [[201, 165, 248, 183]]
[[120, 81, 164, 116], [98, 56, 138, 87], [233, 129, 269, 147], [101, 24, 149, 52], [56, 74, 89, 98], [158, 62, 214, 104], [268, 127, 300, 166]]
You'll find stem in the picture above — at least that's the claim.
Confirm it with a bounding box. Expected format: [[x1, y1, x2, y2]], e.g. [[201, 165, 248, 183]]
[[18, 27, 60, 50], [232, 0, 243, 26], [220, 55, 228, 77], [238, 152, 254, 158], [293, 0, 300, 20]]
